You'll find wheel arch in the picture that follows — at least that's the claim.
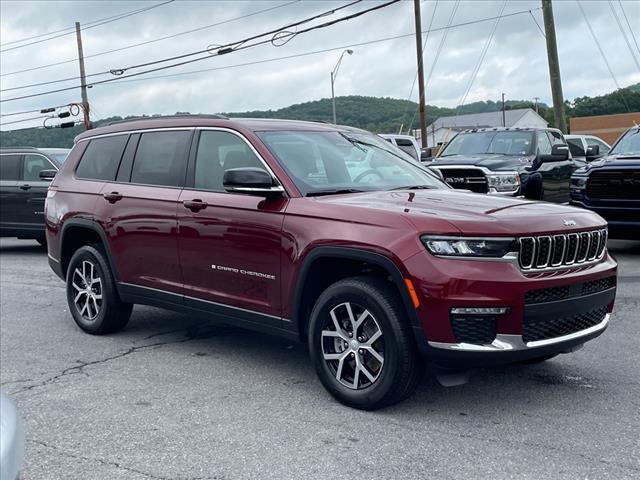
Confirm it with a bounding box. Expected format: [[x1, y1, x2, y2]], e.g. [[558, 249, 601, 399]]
[[292, 247, 420, 342], [60, 219, 119, 281]]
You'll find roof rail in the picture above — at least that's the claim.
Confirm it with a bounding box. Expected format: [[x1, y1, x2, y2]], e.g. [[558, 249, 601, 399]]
[[105, 113, 229, 126]]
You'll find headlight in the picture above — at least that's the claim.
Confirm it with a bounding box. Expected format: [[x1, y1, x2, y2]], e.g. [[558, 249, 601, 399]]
[[421, 236, 516, 257], [486, 172, 520, 192], [570, 177, 587, 189]]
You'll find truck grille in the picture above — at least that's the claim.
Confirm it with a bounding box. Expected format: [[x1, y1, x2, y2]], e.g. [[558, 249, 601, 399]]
[[438, 168, 488, 193], [518, 229, 607, 271], [451, 314, 496, 344], [523, 306, 607, 343], [586, 170, 640, 200]]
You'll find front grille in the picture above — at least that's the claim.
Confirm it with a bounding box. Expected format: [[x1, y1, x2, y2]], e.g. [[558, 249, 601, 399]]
[[518, 229, 607, 271], [451, 314, 496, 344], [524, 276, 616, 304], [586, 170, 640, 200], [523, 307, 607, 343], [438, 168, 488, 193]]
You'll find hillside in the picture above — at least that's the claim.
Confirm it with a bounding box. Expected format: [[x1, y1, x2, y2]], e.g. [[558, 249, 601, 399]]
[[1, 83, 638, 148]]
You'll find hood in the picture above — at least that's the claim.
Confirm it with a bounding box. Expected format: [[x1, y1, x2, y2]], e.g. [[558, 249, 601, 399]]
[[430, 153, 532, 171], [581, 154, 640, 171], [316, 189, 605, 236]]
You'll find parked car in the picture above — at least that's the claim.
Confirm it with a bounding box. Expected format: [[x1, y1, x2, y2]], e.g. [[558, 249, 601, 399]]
[[379, 134, 421, 162], [0, 147, 70, 245], [0, 393, 24, 480], [570, 126, 640, 239], [429, 127, 578, 203], [46, 116, 616, 410], [565, 134, 610, 162]]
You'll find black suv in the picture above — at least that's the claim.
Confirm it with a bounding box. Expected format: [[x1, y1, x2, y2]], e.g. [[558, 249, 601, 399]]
[[429, 127, 577, 203], [570, 126, 640, 239], [0, 147, 69, 244]]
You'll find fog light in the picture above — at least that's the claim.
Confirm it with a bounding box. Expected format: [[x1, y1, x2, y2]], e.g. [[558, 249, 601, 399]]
[[450, 307, 509, 315]]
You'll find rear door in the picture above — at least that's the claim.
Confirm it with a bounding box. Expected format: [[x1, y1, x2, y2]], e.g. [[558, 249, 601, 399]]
[[94, 129, 192, 295], [0, 154, 22, 232], [18, 153, 58, 229]]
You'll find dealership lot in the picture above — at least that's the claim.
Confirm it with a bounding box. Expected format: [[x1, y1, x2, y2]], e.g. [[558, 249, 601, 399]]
[[1, 237, 639, 480]]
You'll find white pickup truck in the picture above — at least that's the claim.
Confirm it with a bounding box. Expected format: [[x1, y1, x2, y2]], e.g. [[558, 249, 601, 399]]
[[379, 134, 421, 162]]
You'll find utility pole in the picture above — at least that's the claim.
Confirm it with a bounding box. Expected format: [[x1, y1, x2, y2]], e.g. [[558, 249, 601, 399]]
[[75, 22, 91, 130], [501, 93, 506, 127], [534, 96, 540, 113], [541, 0, 567, 133], [413, 0, 427, 148]]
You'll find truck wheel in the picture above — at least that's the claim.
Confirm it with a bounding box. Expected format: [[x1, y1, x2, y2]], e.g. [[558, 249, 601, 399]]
[[308, 276, 421, 410], [66, 245, 132, 334]]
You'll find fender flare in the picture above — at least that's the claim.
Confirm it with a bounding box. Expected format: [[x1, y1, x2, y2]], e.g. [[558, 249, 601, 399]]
[[292, 246, 421, 333], [60, 218, 120, 281]]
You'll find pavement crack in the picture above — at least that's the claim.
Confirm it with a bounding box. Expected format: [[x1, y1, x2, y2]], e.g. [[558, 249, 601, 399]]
[[29, 439, 220, 480]]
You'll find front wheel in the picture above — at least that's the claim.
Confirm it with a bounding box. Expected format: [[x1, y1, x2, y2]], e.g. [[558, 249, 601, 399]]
[[66, 245, 132, 334], [308, 277, 421, 410]]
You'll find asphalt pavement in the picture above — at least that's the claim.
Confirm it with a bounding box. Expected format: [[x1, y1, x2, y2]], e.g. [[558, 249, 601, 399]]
[[1, 237, 639, 480]]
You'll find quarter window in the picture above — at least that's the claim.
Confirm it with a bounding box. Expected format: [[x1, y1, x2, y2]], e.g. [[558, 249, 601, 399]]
[[194, 131, 263, 191], [130, 131, 191, 187], [23, 154, 55, 181], [0, 154, 21, 180], [76, 136, 128, 181]]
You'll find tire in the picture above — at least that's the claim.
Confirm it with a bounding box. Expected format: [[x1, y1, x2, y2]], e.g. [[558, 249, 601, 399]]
[[308, 276, 421, 410], [66, 245, 132, 334], [518, 353, 559, 365]]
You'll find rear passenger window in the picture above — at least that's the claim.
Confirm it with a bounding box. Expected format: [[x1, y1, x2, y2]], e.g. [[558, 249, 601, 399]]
[[23, 154, 55, 181], [76, 136, 127, 181], [0, 154, 21, 180], [194, 131, 262, 191], [131, 131, 190, 187]]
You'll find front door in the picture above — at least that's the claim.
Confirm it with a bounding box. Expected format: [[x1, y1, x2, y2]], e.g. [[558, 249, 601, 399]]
[[18, 153, 57, 231], [177, 129, 287, 325], [535, 131, 575, 204]]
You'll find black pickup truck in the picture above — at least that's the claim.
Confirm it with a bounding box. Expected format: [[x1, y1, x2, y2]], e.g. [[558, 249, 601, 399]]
[[570, 126, 640, 239], [429, 127, 579, 203]]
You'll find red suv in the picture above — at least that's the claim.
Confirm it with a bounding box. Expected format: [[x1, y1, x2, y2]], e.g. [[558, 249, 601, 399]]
[[45, 116, 617, 410]]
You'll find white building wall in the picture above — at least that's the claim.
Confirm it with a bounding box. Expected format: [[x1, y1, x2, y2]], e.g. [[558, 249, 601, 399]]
[[513, 110, 548, 128]]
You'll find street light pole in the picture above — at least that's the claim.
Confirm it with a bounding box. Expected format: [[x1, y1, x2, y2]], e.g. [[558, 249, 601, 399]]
[[330, 49, 353, 124]]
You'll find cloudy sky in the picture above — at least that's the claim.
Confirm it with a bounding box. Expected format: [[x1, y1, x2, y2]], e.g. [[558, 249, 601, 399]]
[[1, 0, 639, 130]]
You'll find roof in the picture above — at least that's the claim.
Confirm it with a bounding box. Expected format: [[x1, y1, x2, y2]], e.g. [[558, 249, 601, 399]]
[[429, 108, 546, 130], [456, 126, 561, 134]]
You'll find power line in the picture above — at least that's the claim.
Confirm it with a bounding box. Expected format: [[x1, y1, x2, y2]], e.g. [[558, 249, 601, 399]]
[[0, 114, 50, 127], [0, 103, 78, 117], [618, 0, 640, 56], [608, 0, 640, 72], [0, 0, 301, 78], [577, 0, 630, 111], [529, 9, 546, 38], [0, 1, 175, 54], [0, 0, 398, 104]]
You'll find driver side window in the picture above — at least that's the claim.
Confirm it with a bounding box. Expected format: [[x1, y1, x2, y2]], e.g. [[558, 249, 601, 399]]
[[536, 132, 552, 155]]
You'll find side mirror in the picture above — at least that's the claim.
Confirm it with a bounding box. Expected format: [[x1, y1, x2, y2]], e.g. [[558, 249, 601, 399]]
[[586, 145, 600, 160], [223, 167, 284, 197], [539, 144, 569, 162], [38, 169, 57, 180]]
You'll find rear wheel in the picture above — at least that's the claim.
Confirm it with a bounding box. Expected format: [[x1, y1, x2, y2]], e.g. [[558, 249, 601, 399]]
[[66, 245, 132, 334], [308, 277, 421, 410]]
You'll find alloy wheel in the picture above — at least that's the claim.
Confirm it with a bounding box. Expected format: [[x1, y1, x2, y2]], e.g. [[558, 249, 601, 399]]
[[71, 260, 103, 321], [321, 302, 385, 390]]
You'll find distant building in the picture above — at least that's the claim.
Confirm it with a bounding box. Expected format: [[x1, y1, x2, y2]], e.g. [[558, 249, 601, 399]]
[[423, 108, 548, 147], [570, 112, 640, 145]]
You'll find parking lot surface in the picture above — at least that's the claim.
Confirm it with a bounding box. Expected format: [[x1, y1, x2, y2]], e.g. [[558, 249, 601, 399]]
[[1, 237, 639, 480]]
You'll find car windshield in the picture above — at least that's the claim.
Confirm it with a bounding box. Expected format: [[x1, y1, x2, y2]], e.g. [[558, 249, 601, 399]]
[[257, 130, 447, 196], [610, 128, 640, 156], [439, 131, 534, 156], [40, 150, 69, 163]]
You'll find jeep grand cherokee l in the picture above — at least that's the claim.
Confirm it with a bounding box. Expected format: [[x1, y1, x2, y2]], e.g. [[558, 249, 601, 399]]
[[570, 126, 640, 239], [430, 127, 577, 203], [1, 147, 69, 244], [45, 117, 617, 410]]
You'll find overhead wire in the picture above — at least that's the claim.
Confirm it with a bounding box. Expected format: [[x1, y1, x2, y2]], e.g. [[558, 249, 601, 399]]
[[0, 0, 301, 78], [0, 0, 398, 104], [0, 114, 50, 127], [529, 9, 546, 38], [607, 0, 640, 72], [618, 0, 640, 56], [0, 1, 175, 53], [0, 103, 74, 117], [577, 0, 631, 112]]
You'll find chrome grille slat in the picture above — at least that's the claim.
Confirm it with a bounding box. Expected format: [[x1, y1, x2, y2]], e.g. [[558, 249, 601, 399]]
[[518, 229, 607, 271]]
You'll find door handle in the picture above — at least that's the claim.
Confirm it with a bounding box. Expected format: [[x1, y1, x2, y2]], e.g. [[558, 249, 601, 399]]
[[183, 199, 208, 212], [103, 192, 123, 203], [19, 184, 32, 190]]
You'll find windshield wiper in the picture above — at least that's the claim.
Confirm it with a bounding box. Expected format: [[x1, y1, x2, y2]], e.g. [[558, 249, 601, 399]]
[[306, 188, 369, 197], [390, 185, 436, 191]]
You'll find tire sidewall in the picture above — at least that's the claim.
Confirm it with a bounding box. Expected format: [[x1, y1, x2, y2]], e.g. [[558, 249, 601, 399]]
[[309, 280, 406, 409]]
